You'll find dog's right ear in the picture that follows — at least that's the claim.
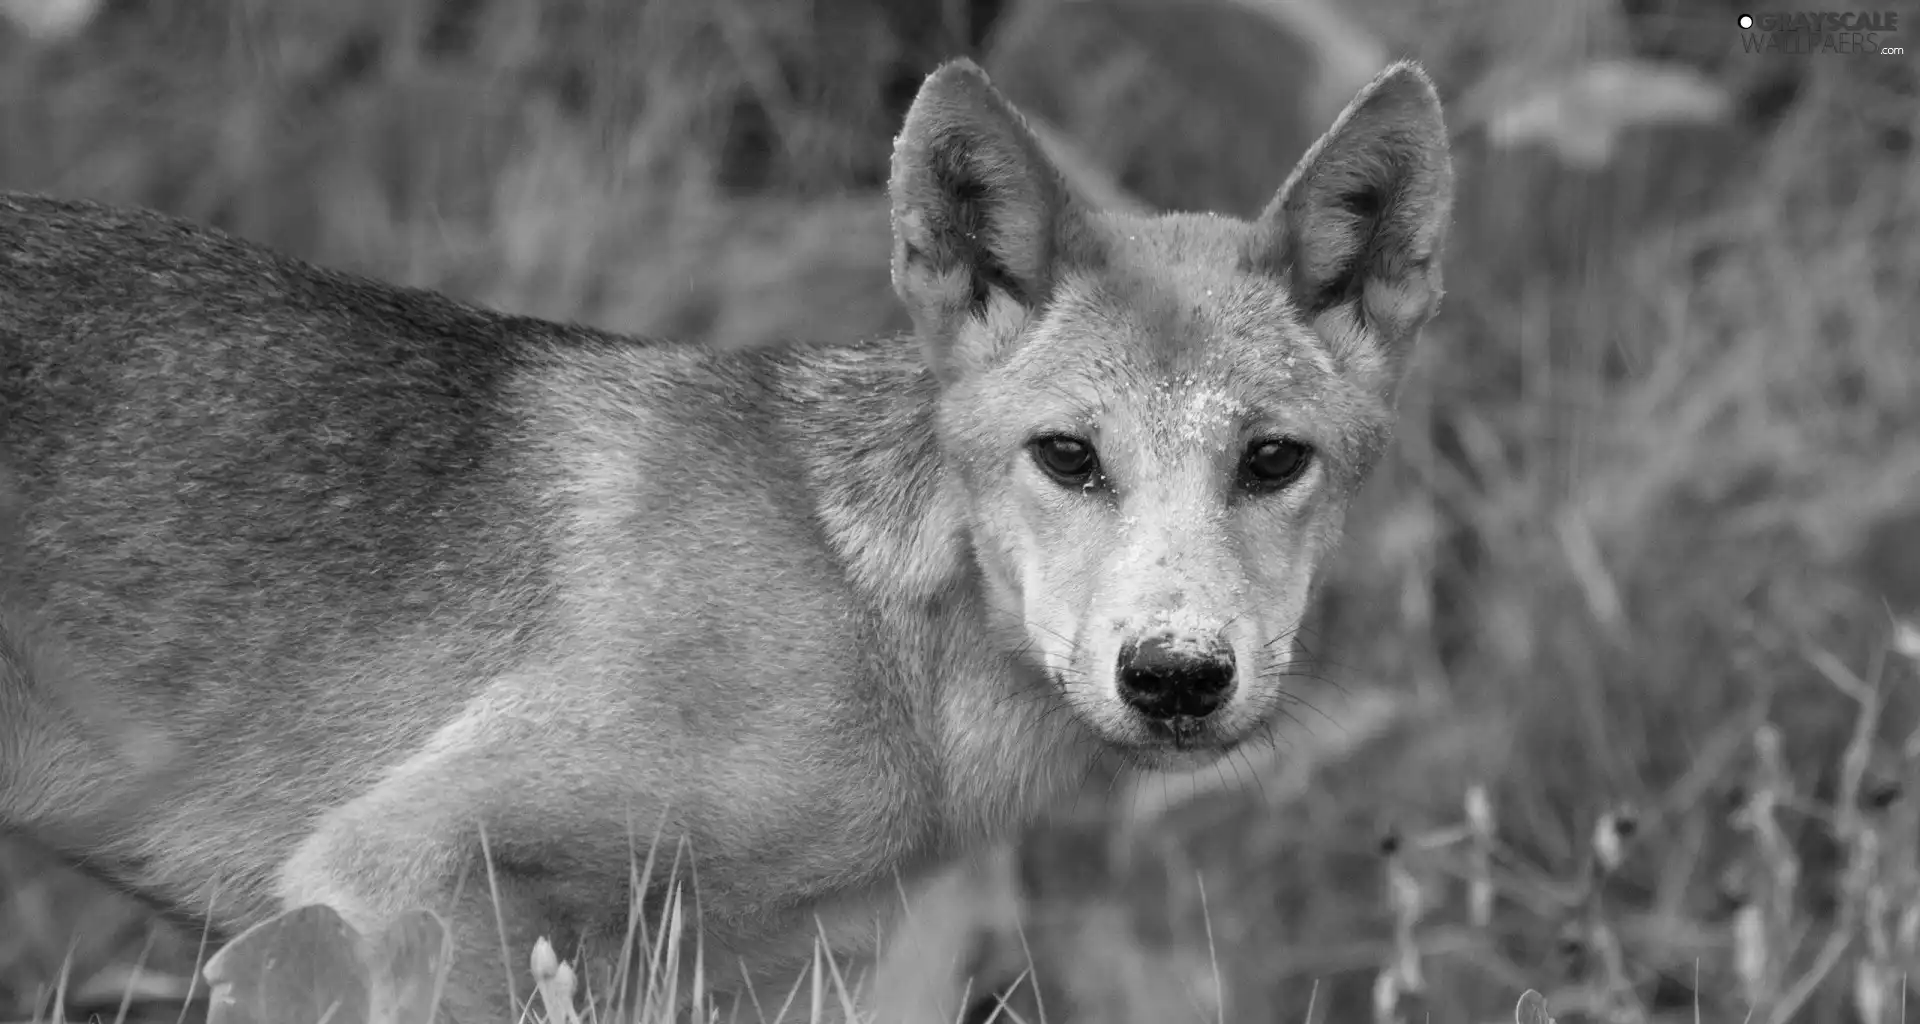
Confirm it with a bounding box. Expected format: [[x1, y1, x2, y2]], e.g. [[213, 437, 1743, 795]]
[[889, 59, 1084, 385]]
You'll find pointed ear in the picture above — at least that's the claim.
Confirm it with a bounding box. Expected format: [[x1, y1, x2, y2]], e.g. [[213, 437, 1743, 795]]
[[1254, 61, 1454, 394], [889, 59, 1085, 384]]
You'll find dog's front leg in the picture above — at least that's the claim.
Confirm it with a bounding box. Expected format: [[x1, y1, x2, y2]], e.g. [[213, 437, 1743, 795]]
[[274, 726, 620, 1024]]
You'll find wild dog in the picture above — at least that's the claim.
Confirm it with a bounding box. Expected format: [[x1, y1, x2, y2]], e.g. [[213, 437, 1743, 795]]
[[0, 57, 1452, 1022]]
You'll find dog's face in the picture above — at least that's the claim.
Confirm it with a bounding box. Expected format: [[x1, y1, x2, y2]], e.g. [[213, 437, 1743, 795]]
[[890, 59, 1452, 768], [935, 244, 1391, 767]]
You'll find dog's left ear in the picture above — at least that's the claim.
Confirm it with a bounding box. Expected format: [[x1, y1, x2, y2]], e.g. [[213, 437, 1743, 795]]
[[1254, 61, 1454, 396], [889, 59, 1088, 385]]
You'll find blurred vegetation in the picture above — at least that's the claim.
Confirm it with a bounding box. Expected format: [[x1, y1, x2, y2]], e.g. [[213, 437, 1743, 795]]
[[2, 0, 1918, 1021]]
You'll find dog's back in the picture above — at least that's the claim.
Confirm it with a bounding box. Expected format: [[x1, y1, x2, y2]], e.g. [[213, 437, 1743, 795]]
[[1, 194, 565, 901], [0, 187, 895, 877]]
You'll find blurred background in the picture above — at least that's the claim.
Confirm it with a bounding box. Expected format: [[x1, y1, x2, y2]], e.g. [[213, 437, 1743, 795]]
[[1, 0, 1917, 1021]]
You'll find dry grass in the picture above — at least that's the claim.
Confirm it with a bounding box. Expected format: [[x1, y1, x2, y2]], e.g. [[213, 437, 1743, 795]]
[[2, 0, 1918, 1021]]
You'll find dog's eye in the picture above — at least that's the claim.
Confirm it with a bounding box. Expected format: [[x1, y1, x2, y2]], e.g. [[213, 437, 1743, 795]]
[[1030, 436, 1099, 487], [1242, 438, 1313, 490]]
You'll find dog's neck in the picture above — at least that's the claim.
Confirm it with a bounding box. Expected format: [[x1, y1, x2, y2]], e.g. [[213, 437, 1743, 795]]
[[767, 334, 971, 606], [763, 335, 1110, 845]]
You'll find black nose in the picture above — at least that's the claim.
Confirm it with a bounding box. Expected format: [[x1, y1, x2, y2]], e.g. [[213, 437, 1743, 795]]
[[1115, 635, 1235, 720]]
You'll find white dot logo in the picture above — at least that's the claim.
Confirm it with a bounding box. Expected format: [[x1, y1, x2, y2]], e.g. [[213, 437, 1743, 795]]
[[1738, 14, 1754, 28]]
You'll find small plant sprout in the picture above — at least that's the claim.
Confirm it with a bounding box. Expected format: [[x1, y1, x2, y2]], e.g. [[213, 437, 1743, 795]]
[[1730, 722, 1802, 1014], [1515, 988, 1558, 1024], [1372, 967, 1403, 1024], [530, 937, 579, 1024], [1591, 807, 1636, 876], [1465, 784, 1497, 928], [1889, 616, 1919, 662], [1372, 829, 1428, 1024], [1580, 807, 1645, 1024]]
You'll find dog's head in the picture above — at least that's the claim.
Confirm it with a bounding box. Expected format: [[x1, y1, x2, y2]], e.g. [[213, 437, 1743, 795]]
[[889, 59, 1452, 769]]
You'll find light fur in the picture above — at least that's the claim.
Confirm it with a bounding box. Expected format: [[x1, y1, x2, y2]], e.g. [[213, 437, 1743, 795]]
[[0, 58, 1452, 1022]]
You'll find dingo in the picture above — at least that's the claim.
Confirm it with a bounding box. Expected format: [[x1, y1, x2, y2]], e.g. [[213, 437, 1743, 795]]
[[0, 58, 1452, 1022]]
